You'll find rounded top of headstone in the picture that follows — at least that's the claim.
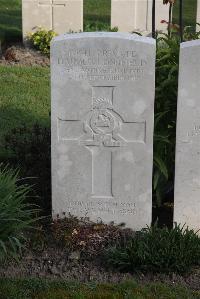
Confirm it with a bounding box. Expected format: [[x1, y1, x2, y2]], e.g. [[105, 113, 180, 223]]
[[181, 39, 200, 49], [51, 32, 155, 45]]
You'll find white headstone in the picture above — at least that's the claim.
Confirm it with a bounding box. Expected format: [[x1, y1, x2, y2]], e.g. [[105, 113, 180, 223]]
[[174, 40, 200, 233], [111, 0, 169, 33], [197, 0, 200, 31], [22, 0, 83, 41], [51, 32, 155, 230]]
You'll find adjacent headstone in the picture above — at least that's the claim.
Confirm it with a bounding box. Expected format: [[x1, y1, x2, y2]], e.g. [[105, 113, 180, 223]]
[[22, 0, 83, 42], [197, 0, 200, 31], [51, 32, 155, 230], [174, 40, 200, 233], [111, 0, 169, 33]]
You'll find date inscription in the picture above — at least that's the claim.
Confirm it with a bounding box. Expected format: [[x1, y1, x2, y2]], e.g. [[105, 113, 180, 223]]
[[67, 200, 136, 215], [187, 125, 200, 137]]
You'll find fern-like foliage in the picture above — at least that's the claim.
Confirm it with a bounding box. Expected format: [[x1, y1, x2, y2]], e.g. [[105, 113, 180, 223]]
[[154, 27, 200, 206], [153, 33, 180, 206], [106, 224, 200, 274], [0, 165, 39, 261]]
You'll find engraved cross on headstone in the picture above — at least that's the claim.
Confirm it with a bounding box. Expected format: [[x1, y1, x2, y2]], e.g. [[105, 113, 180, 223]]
[[38, 0, 66, 30], [58, 86, 146, 198]]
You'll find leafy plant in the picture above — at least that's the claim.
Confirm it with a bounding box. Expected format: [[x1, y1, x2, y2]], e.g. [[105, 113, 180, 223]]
[[3, 123, 51, 216], [106, 225, 200, 274], [0, 165, 39, 261], [28, 25, 118, 56], [28, 27, 57, 56], [153, 33, 180, 207], [183, 25, 200, 41], [153, 28, 200, 208]]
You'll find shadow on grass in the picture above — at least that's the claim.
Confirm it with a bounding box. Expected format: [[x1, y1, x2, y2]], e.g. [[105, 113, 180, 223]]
[[0, 0, 22, 44], [0, 100, 50, 156], [0, 64, 50, 139], [85, 14, 110, 25], [0, 102, 50, 142], [0, 105, 51, 216]]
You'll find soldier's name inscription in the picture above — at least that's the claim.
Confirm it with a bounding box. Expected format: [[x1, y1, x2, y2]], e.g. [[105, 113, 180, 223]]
[[57, 47, 147, 81]]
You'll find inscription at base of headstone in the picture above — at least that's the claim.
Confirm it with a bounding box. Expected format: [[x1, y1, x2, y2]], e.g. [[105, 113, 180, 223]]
[[22, 0, 83, 42], [51, 32, 155, 230], [174, 40, 200, 233]]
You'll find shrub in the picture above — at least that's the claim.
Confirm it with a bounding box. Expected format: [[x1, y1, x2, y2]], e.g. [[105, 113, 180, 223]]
[[28, 27, 57, 56], [0, 165, 39, 261], [105, 225, 200, 274], [183, 25, 200, 41], [28, 26, 118, 56], [153, 27, 200, 207], [153, 34, 180, 207], [3, 123, 51, 216]]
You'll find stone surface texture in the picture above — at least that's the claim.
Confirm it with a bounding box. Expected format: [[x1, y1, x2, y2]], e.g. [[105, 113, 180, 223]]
[[51, 32, 155, 230], [111, 0, 169, 33], [197, 0, 200, 31], [22, 0, 83, 41], [174, 40, 200, 233]]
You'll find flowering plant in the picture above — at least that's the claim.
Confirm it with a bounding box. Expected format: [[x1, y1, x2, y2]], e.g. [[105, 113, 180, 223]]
[[28, 27, 57, 56], [163, 0, 176, 4]]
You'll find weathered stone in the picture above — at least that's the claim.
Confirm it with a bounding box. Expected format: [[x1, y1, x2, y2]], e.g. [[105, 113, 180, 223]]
[[197, 0, 200, 31], [51, 32, 156, 230], [22, 0, 83, 42], [174, 40, 200, 233], [111, 0, 169, 33]]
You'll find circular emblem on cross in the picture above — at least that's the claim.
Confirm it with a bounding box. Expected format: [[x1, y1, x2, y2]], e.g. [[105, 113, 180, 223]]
[[90, 110, 115, 135]]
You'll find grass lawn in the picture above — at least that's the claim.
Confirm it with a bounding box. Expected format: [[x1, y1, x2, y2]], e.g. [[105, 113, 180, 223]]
[[0, 0, 22, 43], [0, 65, 50, 142], [0, 0, 111, 43], [0, 278, 199, 299], [0, 0, 197, 43], [84, 0, 111, 30], [173, 0, 197, 28]]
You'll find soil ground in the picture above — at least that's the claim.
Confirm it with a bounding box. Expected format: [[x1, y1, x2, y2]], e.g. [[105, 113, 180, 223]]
[[0, 219, 199, 291], [0, 45, 49, 67], [0, 243, 199, 291]]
